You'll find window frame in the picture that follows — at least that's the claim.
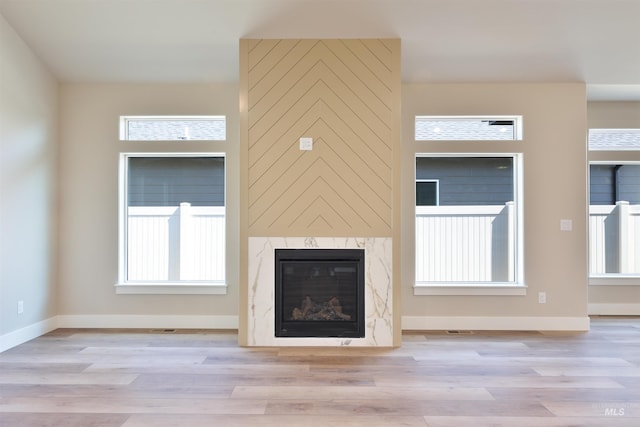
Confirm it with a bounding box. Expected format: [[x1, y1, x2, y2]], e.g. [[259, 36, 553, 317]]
[[116, 152, 227, 295], [413, 152, 525, 296], [588, 126, 640, 287]]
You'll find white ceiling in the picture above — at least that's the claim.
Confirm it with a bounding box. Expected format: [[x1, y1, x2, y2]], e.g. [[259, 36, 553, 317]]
[[2, 0, 640, 100]]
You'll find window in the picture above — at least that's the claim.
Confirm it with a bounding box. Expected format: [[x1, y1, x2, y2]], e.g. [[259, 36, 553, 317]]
[[117, 154, 226, 294], [415, 116, 522, 141], [415, 155, 522, 289], [414, 115, 524, 295], [416, 180, 439, 206], [589, 162, 640, 277], [588, 128, 640, 280], [120, 116, 226, 141], [588, 129, 640, 151]]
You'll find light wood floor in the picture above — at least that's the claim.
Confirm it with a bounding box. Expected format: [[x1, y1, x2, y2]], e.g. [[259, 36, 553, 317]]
[[1, 317, 639, 426]]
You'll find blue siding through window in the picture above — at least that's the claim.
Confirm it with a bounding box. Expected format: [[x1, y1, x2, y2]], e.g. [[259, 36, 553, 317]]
[[590, 164, 640, 205], [128, 157, 225, 207], [416, 157, 514, 205]]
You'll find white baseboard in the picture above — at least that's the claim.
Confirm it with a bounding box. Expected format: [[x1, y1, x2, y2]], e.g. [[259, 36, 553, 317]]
[[55, 314, 239, 330], [588, 304, 640, 315], [3, 314, 597, 353], [1, 315, 239, 353], [402, 316, 591, 331], [0, 317, 58, 353]]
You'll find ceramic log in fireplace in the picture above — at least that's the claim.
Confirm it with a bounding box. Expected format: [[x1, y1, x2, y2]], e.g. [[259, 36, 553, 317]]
[[275, 248, 365, 338]]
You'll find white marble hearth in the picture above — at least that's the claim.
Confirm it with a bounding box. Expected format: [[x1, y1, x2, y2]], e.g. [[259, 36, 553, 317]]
[[247, 237, 393, 346]]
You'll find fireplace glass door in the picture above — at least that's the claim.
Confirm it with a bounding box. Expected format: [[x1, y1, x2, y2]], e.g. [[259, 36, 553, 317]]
[[275, 249, 365, 338]]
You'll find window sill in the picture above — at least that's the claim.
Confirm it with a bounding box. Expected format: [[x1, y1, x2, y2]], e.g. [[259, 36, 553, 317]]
[[115, 282, 228, 295], [414, 283, 527, 296], [589, 276, 640, 286]]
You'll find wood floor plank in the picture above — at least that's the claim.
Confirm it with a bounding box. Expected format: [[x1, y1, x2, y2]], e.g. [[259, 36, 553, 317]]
[[0, 362, 91, 373], [542, 400, 640, 417], [487, 387, 640, 402], [0, 413, 129, 427], [533, 366, 640, 376], [264, 398, 553, 417], [0, 396, 268, 415], [231, 385, 494, 400], [422, 416, 640, 426], [0, 384, 234, 399], [132, 371, 375, 387], [0, 372, 138, 385], [413, 356, 635, 367], [84, 362, 311, 375], [123, 414, 429, 427], [373, 374, 625, 389]]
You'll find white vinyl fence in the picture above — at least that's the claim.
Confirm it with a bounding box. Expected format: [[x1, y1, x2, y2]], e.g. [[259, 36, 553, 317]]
[[589, 201, 640, 275], [127, 203, 225, 282], [416, 202, 515, 283]]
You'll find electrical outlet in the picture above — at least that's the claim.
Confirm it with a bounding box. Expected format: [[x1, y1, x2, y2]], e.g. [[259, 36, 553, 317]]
[[538, 292, 547, 304], [17, 300, 24, 314]]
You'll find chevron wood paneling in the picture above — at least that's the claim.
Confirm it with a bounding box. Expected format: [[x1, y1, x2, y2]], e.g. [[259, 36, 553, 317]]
[[241, 39, 400, 236]]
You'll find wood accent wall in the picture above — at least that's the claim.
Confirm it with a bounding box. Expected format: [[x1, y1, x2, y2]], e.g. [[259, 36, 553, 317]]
[[240, 39, 401, 237]]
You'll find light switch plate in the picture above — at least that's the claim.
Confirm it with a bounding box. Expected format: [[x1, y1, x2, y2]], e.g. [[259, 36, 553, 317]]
[[299, 137, 313, 150], [560, 219, 573, 231]]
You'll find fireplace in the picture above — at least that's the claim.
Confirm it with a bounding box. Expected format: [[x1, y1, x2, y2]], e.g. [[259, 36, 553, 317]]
[[275, 248, 365, 338], [247, 237, 393, 346]]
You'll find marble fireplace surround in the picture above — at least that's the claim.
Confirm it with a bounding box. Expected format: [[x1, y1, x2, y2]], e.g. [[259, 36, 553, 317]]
[[247, 237, 393, 347]]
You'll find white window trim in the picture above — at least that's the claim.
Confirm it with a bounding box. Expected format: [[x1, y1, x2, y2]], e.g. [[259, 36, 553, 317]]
[[414, 283, 527, 296], [116, 152, 227, 294], [590, 276, 640, 286], [414, 153, 525, 295], [115, 283, 227, 295]]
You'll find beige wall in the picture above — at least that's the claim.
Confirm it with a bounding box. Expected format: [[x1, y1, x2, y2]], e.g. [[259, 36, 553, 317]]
[[0, 14, 58, 345], [587, 101, 640, 312], [401, 84, 589, 324], [588, 101, 640, 129], [57, 83, 240, 321]]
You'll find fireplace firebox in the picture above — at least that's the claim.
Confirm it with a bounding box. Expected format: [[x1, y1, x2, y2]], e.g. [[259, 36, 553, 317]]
[[275, 248, 365, 338]]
